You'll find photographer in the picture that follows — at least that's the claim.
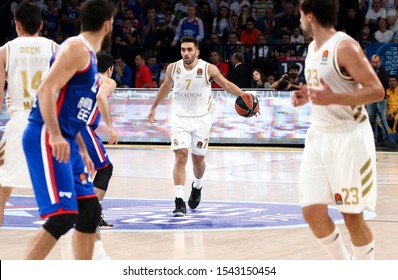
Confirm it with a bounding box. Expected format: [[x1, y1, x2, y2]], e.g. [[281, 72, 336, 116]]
[[271, 63, 305, 90]]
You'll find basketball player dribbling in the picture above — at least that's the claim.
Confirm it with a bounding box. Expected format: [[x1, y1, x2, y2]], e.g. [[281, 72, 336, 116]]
[[147, 36, 245, 217], [21, 0, 115, 259], [292, 0, 384, 259], [0, 2, 58, 226]]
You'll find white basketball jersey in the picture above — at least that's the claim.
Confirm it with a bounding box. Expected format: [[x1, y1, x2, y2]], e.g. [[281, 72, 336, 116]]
[[305, 32, 368, 127], [5, 36, 56, 115], [171, 59, 212, 117]]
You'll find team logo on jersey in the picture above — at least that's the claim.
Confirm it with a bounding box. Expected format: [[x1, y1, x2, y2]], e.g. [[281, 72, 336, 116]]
[[176, 68, 181, 74], [334, 193, 343, 205], [196, 68, 203, 77], [80, 173, 88, 185], [196, 141, 203, 148], [321, 50, 329, 63], [173, 139, 179, 146]]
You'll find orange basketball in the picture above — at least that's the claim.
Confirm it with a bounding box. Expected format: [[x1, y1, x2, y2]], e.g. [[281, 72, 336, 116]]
[[234, 93, 260, 118]]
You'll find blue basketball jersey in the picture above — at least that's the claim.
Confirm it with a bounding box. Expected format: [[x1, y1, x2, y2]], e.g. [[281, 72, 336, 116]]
[[28, 35, 99, 139]]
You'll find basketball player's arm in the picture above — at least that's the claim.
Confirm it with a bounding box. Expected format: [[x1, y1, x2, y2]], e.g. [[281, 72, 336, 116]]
[[307, 39, 384, 106], [97, 76, 118, 145], [37, 41, 90, 163], [75, 132, 94, 178], [209, 64, 244, 97], [0, 45, 6, 112], [148, 63, 174, 124]]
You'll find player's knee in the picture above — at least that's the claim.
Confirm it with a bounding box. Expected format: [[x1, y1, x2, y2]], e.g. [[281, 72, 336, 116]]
[[75, 197, 101, 233], [93, 163, 113, 192], [43, 214, 77, 240]]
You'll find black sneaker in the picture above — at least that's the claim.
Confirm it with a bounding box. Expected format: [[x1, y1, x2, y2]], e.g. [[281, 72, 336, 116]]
[[188, 182, 202, 209], [99, 216, 113, 229], [173, 198, 187, 217]]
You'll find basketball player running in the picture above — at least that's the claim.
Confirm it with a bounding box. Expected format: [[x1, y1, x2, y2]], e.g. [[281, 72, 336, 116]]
[[80, 52, 117, 260], [22, 0, 115, 259], [292, 0, 384, 259], [148, 36, 245, 217], [0, 2, 58, 226]]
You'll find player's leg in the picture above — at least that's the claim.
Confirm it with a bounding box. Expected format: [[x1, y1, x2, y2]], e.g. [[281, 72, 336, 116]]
[[0, 186, 12, 225], [299, 127, 351, 259], [170, 115, 192, 217], [22, 125, 78, 259], [188, 114, 211, 209], [343, 213, 374, 260]]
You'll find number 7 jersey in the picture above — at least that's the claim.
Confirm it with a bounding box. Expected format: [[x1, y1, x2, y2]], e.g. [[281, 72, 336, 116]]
[[4, 36, 57, 116]]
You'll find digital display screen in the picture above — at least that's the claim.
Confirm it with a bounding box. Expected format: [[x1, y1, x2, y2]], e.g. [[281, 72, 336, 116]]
[[0, 89, 311, 145]]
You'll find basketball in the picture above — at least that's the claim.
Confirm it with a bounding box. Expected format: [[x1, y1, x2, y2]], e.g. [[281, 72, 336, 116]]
[[234, 93, 260, 118]]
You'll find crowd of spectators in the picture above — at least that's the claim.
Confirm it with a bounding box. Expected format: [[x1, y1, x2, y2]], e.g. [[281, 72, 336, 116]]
[[1, 0, 398, 89]]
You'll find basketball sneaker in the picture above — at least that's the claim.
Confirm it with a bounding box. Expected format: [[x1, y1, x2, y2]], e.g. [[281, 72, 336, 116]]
[[173, 198, 187, 217], [99, 216, 113, 229], [188, 182, 202, 209]]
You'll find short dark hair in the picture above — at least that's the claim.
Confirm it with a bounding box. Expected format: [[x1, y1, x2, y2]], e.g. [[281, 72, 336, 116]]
[[300, 0, 338, 28], [289, 63, 300, 71], [180, 36, 199, 48], [233, 52, 243, 62], [14, 2, 42, 35], [97, 52, 114, 73], [80, 0, 115, 32]]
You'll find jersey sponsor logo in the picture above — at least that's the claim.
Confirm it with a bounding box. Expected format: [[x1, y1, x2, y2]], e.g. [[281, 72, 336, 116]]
[[3, 196, 376, 231], [321, 50, 329, 63], [196, 141, 203, 148], [334, 193, 343, 205], [196, 68, 203, 77], [79, 173, 88, 184], [59, 191, 72, 199], [77, 97, 93, 122]]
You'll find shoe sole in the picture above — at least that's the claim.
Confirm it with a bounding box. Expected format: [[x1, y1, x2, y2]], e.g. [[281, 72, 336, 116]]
[[99, 225, 114, 229], [173, 212, 186, 217]]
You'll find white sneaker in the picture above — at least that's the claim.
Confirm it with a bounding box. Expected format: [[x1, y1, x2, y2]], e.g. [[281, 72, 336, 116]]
[[93, 240, 111, 260]]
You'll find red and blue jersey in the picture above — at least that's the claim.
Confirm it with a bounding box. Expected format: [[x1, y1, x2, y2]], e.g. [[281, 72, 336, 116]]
[[28, 35, 99, 139]]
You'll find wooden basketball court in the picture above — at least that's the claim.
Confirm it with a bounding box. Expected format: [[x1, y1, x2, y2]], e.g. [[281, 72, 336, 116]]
[[0, 145, 397, 260]]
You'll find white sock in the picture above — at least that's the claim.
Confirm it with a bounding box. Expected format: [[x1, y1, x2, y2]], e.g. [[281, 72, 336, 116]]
[[193, 177, 203, 189], [352, 241, 374, 260], [174, 185, 185, 198], [93, 240, 111, 260], [316, 226, 351, 260]]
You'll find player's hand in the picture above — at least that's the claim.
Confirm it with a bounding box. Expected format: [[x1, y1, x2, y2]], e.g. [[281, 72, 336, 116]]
[[80, 150, 95, 178], [107, 126, 118, 145], [147, 107, 157, 125], [291, 83, 309, 107], [49, 134, 70, 163], [308, 78, 335, 105]]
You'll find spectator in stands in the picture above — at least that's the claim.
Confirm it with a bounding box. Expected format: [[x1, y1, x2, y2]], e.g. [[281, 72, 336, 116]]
[[60, 0, 80, 37], [240, 17, 262, 58], [251, 68, 269, 88], [114, 18, 142, 67], [251, 0, 274, 19], [171, 5, 204, 46], [374, 17, 394, 42], [271, 63, 304, 91], [229, 14, 243, 38], [387, 0, 398, 34], [365, 0, 387, 33], [141, 7, 161, 50], [158, 59, 172, 87], [386, 75, 398, 132], [157, 1, 169, 19], [135, 53, 154, 88], [209, 50, 229, 88], [256, 8, 278, 43], [266, 72, 276, 86], [229, 52, 249, 88], [202, 32, 224, 60], [296, 34, 312, 57], [366, 54, 390, 144], [290, 27, 304, 44], [163, 9, 179, 33], [274, 1, 300, 38], [212, 6, 231, 42], [224, 31, 244, 61], [147, 54, 163, 86], [252, 33, 269, 62], [174, 0, 195, 20], [197, 2, 215, 41], [340, 5, 363, 38], [112, 55, 133, 88], [239, 5, 251, 26], [355, 24, 377, 50], [125, 8, 142, 32], [271, 32, 296, 58], [229, 0, 251, 17], [42, 0, 60, 39], [155, 19, 175, 61]]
